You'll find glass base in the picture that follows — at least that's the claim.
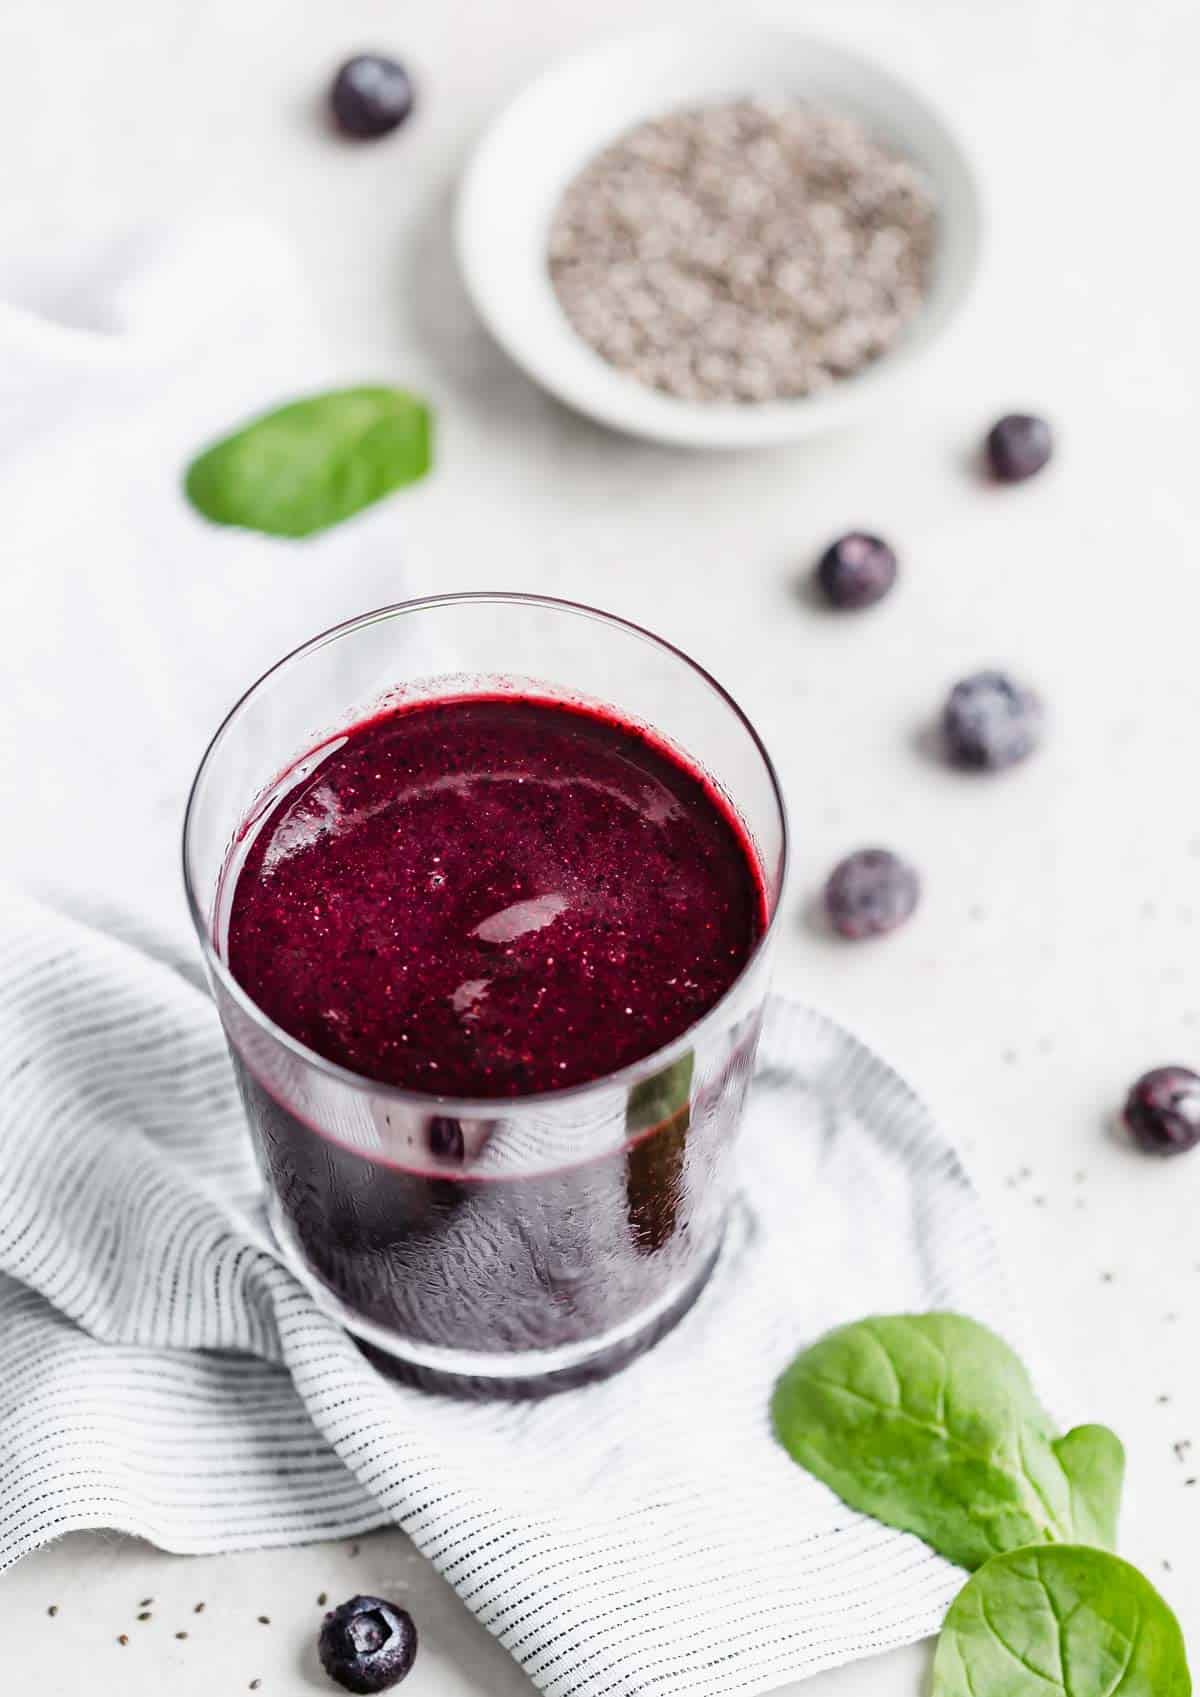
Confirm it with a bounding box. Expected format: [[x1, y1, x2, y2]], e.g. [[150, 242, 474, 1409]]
[[267, 1194, 722, 1399]]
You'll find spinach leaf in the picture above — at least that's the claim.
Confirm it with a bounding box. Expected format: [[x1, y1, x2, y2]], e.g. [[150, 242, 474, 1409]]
[[932, 1545, 1191, 1696], [771, 1313, 1123, 1570], [626, 1052, 694, 1135], [1054, 1422, 1126, 1552], [185, 386, 432, 538]]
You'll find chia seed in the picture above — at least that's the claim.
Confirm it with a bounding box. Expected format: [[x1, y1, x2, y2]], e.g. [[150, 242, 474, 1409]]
[[548, 98, 936, 403]]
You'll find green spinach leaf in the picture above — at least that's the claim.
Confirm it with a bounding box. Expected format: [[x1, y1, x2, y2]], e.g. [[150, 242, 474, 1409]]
[[770, 1313, 1124, 1570], [932, 1544, 1191, 1696], [1053, 1421, 1126, 1552], [185, 386, 432, 538], [626, 1052, 694, 1135]]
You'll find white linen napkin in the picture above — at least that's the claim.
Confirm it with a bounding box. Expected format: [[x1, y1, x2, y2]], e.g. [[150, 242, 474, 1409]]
[[0, 223, 1009, 1694], [0, 216, 428, 931]]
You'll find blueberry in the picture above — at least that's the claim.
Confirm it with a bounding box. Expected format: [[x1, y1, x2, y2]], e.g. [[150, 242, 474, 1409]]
[[428, 1115, 464, 1162], [330, 56, 415, 140], [942, 670, 1042, 770], [1123, 1067, 1200, 1157], [319, 1596, 417, 1694], [815, 532, 898, 610], [824, 849, 920, 940], [985, 414, 1053, 483]]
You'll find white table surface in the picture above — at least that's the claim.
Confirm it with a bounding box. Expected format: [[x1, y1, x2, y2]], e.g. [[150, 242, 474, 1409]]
[[3, 0, 1199, 1691]]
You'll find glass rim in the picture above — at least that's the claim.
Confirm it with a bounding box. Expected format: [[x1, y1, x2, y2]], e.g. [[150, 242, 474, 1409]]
[[182, 590, 790, 1114]]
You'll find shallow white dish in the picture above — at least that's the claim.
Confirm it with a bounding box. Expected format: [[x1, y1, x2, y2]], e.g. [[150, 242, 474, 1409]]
[[457, 27, 983, 449]]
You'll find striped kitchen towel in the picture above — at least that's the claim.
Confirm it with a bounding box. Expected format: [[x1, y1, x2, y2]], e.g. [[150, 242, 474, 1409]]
[[0, 886, 1009, 1696]]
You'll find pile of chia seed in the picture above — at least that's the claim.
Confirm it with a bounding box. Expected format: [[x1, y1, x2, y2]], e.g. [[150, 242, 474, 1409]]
[[548, 99, 937, 404]]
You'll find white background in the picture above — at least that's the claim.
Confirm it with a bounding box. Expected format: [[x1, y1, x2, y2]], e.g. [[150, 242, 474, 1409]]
[[2, 0, 1199, 1691]]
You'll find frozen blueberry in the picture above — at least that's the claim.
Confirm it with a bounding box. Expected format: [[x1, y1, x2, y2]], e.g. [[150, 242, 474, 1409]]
[[428, 1115, 464, 1162], [985, 414, 1053, 483], [1123, 1067, 1200, 1157], [815, 532, 898, 610], [824, 849, 920, 940], [319, 1596, 417, 1694], [330, 55, 415, 139], [942, 670, 1042, 770]]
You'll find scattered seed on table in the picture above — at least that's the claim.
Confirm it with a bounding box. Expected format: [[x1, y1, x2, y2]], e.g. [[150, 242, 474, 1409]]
[[250, 1681, 262, 1691], [47, 1605, 58, 1618], [1173, 1440, 1192, 1462], [317, 1592, 328, 1607], [137, 1612, 152, 1622], [175, 1631, 188, 1640], [1101, 1271, 1114, 1283], [1158, 1394, 1172, 1405], [258, 1614, 271, 1625], [139, 1597, 153, 1607], [1186, 1477, 1197, 1487], [117, 1635, 129, 1647], [194, 1602, 205, 1614]]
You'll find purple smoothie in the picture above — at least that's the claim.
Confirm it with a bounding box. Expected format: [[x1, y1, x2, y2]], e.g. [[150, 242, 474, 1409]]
[[228, 694, 764, 1094], [221, 694, 767, 1381]]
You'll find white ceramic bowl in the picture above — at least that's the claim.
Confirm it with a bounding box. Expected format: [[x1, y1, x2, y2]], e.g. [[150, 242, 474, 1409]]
[[457, 28, 983, 448]]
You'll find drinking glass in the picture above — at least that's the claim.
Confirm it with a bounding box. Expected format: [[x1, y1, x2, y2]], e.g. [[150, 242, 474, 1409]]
[[183, 594, 787, 1393]]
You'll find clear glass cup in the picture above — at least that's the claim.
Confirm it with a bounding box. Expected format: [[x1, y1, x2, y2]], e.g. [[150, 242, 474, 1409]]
[[183, 594, 787, 1394]]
